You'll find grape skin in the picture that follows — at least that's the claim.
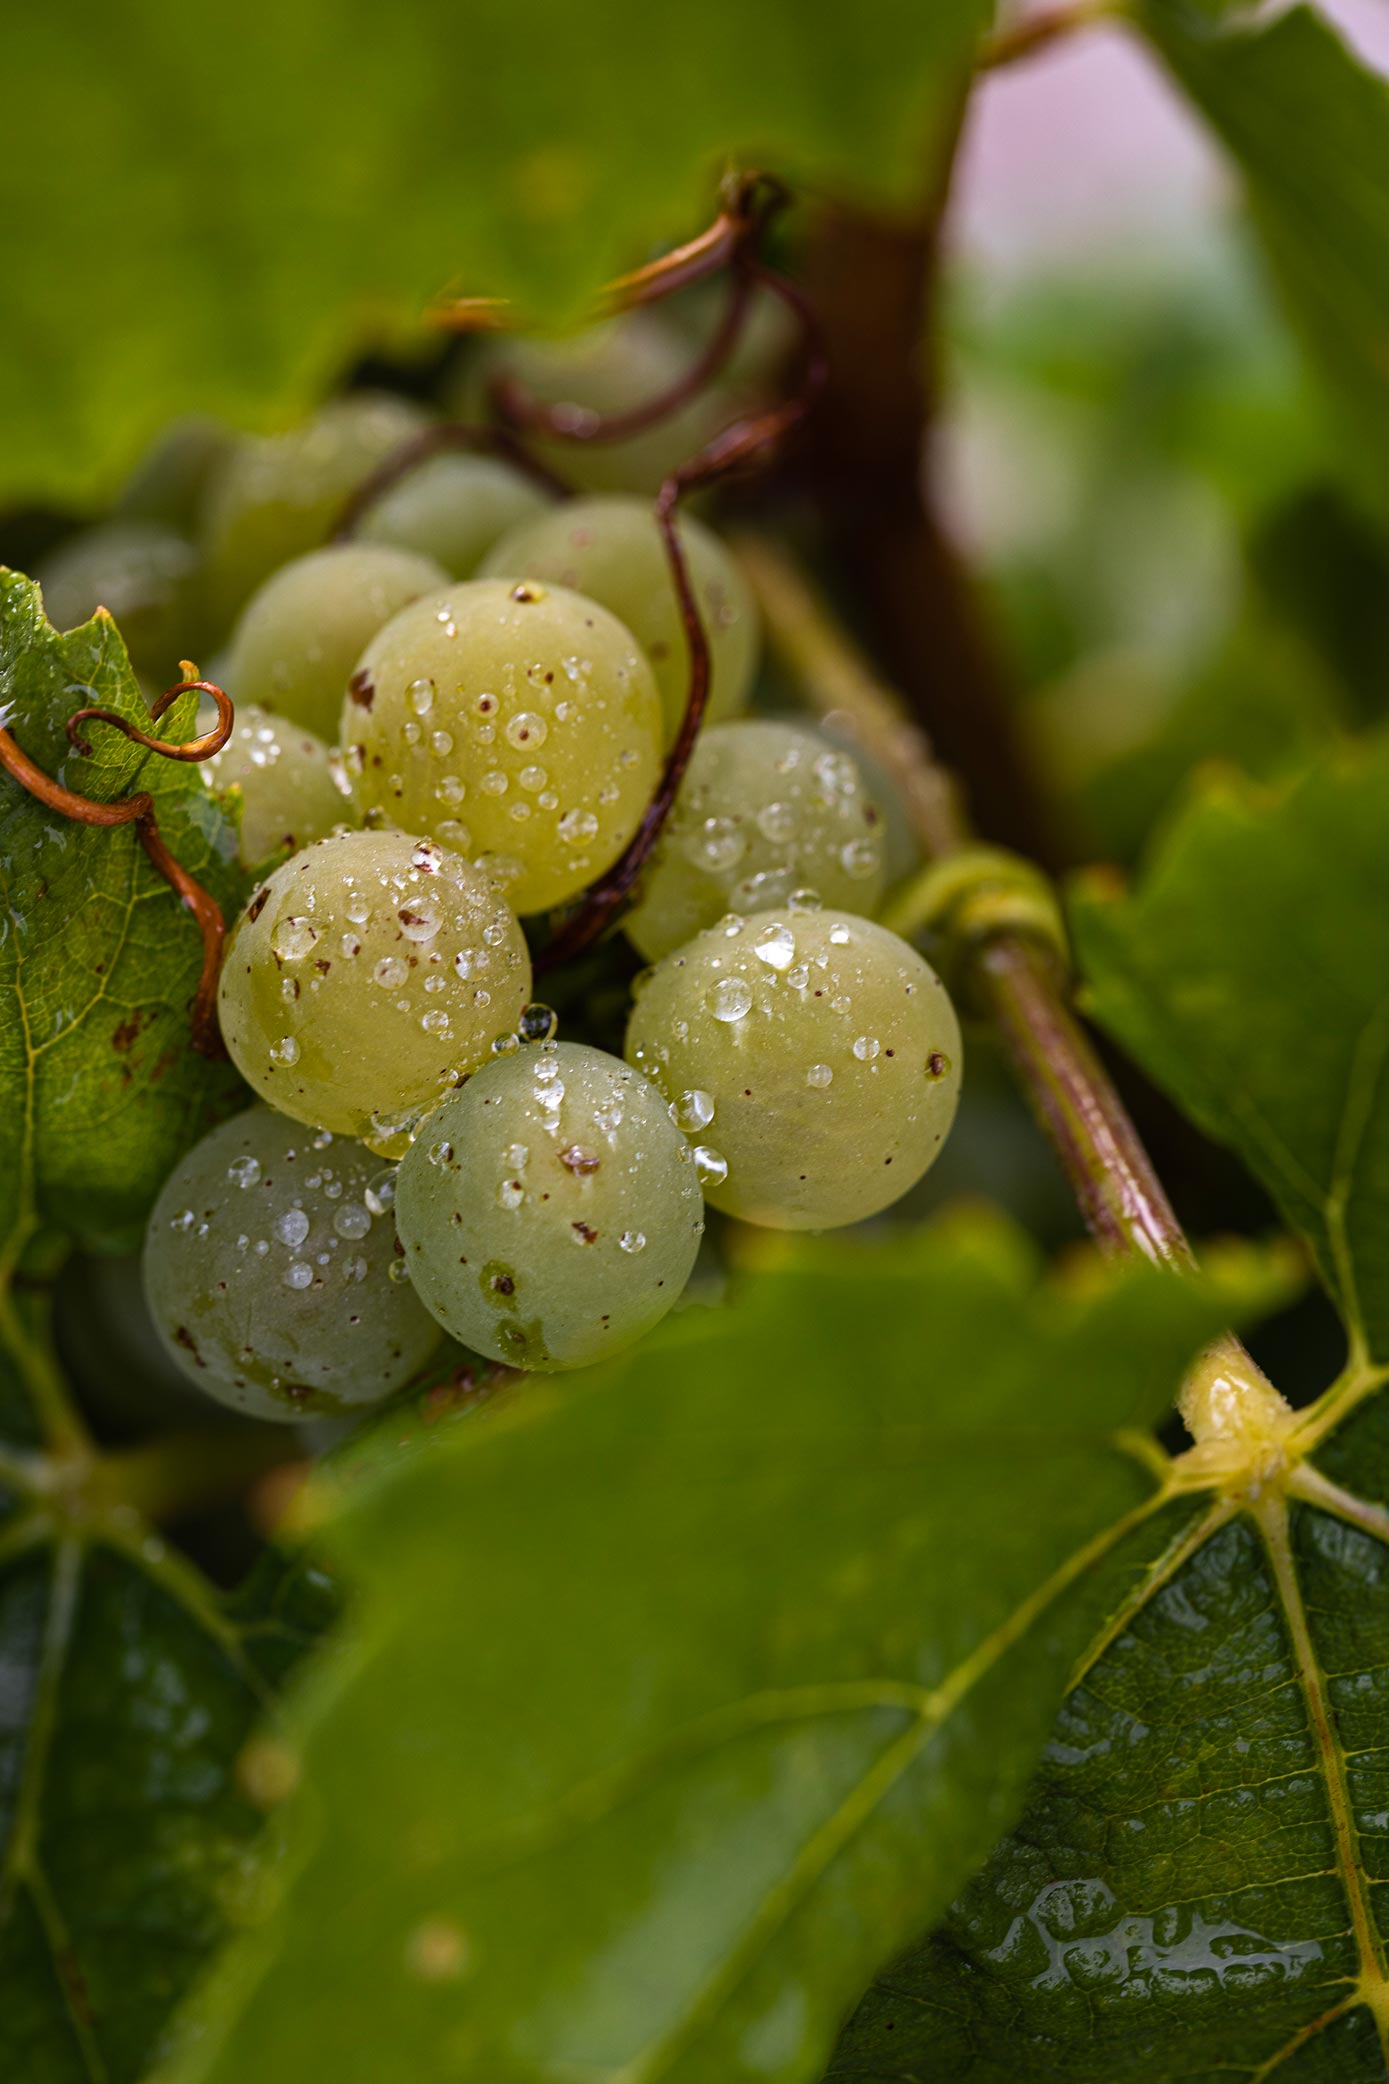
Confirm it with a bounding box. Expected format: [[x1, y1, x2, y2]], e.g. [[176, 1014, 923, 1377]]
[[625, 721, 888, 961], [396, 1042, 703, 1371], [199, 392, 430, 629], [36, 519, 199, 675], [143, 1105, 440, 1423], [217, 828, 531, 1153], [625, 907, 962, 1230], [344, 577, 662, 915], [202, 703, 354, 866], [480, 495, 757, 748], [358, 452, 551, 577], [455, 313, 728, 495], [222, 543, 448, 741]]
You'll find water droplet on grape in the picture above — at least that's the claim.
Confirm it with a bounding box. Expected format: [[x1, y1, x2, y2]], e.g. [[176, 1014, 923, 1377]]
[[619, 1231, 647, 1254], [506, 711, 547, 750], [497, 1178, 525, 1210], [408, 677, 435, 716], [334, 1204, 372, 1240], [828, 922, 852, 946], [227, 1156, 261, 1189], [708, 977, 752, 1023], [284, 1261, 314, 1291], [672, 1089, 716, 1132], [754, 922, 796, 971], [806, 1063, 833, 1089], [269, 1035, 300, 1066], [275, 1209, 310, 1248], [272, 916, 318, 962], [692, 1145, 729, 1187], [558, 807, 599, 845], [853, 1035, 880, 1061], [365, 1169, 398, 1216]]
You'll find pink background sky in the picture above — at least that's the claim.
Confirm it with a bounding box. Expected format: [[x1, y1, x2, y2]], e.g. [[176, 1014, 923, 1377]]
[[956, 1, 1389, 270]]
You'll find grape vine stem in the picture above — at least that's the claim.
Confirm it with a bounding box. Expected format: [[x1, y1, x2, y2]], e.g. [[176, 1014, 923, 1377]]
[[734, 532, 1189, 1273]]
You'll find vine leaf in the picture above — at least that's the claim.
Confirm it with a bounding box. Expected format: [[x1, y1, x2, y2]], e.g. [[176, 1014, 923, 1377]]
[[0, 0, 987, 504], [1138, 0, 1389, 534], [825, 737, 1389, 2081], [0, 571, 331, 2084], [152, 1217, 1282, 2084], [0, 567, 246, 1268]]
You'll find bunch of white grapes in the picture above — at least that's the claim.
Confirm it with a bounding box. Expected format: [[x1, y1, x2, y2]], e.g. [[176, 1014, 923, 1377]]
[[48, 329, 962, 1422]]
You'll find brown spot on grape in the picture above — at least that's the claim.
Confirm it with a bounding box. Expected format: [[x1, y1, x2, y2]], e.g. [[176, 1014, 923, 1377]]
[[348, 668, 375, 709]]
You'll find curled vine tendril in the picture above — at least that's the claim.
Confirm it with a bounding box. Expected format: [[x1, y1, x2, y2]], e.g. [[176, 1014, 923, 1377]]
[[0, 665, 232, 1057]]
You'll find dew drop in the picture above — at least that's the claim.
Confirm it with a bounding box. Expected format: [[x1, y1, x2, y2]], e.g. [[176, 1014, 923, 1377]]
[[806, 1063, 834, 1089], [333, 1204, 372, 1240], [853, 1035, 880, 1061], [506, 711, 548, 750], [408, 677, 435, 716], [497, 1178, 525, 1210], [619, 1230, 646, 1254], [373, 955, 409, 989], [269, 1035, 300, 1066], [274, 1209, 310, 1248], [707, 976, 752, 1023], [840, 837, 880, 880], [672, 1089, 716, 1132], [692, 1145, 729, 1187], [227, 1156, 261, 1189], [828, 922, 852, 945], [283, 1261, 314, 1291], [365, 1170, 398, 1216], [558, 807, 599, 845], [272, 916, 318, 963], [753, 922, 796, 971], [398, 900, 441, 943]]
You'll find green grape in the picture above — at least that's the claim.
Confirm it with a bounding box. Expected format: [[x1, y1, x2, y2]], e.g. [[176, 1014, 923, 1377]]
[[395, 1041, 703, 1371], [358, 452, 551, 577], [143, 1104, 440, 1422], [202, 704, 354, 866], [36, 520, 200, 675], [625, 721, 888, 961], [200, 392, 431, 629], [222, 543, 448, 740], [480, 495, 758, 748], [116, 415, 239, 533], [345, 577, 662, 914], [456, 312, 727, 495], [625, 906, 962, 1230], [218, 827, 532, 1153]]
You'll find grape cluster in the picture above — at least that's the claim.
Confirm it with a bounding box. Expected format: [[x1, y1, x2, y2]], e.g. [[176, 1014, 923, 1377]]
[[45, 332, 962, 1421]]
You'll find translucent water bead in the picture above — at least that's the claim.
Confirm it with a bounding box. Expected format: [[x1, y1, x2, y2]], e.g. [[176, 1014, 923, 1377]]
[[343, 577, 662, 914], [624, 720, 888, 961], [395, 1042, 703, 1370], [143, 1105, 440, 1422], [217, 827, 531, 1153], [625, 908, 962, 1229]]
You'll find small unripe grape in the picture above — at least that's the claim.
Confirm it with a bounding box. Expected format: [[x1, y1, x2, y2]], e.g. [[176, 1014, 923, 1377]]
[[202, 704, 354, 866], [37, 521, 199, 675], [222, 543, 448, 740], [116, 416, 238, 534], [625, 908, 962, 1230], [217, 828, 531, 1152], [345, 578, 662, 914], [144, 1105, 440, 1422], [396, 1042, 703, 1371], [200, 393, 430, 628], [625, 721, 888, 961], [358, 452, 551, 577], [457, 313, 726, 495], [480, 495, 757, 748]]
